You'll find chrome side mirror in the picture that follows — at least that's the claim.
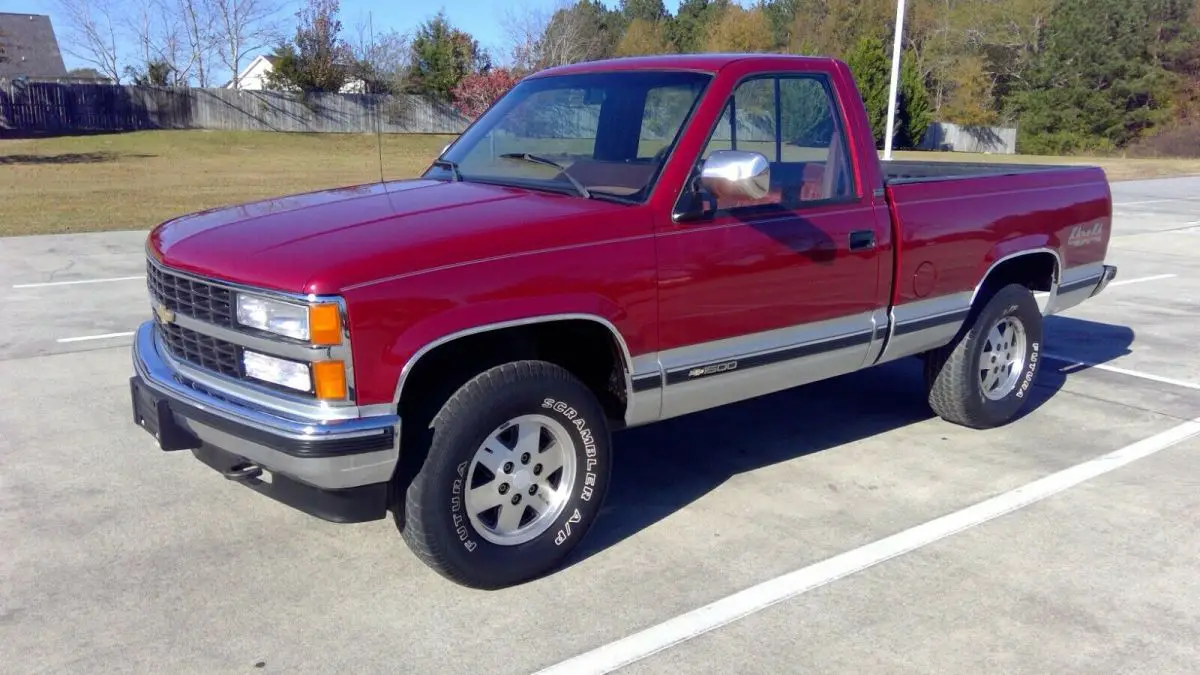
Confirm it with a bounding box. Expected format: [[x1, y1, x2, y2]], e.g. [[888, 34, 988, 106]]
[[699, 150, 771, 202]]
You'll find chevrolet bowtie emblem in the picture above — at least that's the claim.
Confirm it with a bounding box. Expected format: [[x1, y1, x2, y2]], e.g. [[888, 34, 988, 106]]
[[154, 302, 175, 324]]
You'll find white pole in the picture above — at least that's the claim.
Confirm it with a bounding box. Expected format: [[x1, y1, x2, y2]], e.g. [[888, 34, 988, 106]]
[[882, 0, 906, 161]]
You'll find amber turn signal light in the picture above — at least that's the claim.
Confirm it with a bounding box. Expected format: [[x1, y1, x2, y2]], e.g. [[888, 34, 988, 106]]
[[312, 360, 347, 400], [309, 303, 342, 346]]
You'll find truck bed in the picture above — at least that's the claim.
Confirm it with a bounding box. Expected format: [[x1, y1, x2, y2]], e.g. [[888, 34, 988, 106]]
[[881, 159, 1084, 185]]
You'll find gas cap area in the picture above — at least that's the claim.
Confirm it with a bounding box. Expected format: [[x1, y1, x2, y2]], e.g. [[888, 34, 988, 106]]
[[913, 261, 937, 298]]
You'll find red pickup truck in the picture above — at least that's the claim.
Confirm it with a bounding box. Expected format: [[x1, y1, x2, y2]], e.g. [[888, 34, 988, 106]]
[[129, 53, 1116, 588]]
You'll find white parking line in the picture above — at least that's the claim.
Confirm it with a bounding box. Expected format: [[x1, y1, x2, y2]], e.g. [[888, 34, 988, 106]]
[[533, 416, 1200, 675], [1113, 198, 1186, 206], [56, 331, 136, 344], [1044, 354, 1200, 391], [1106, 273, 1177, 287], [12, 275, 144, 289]]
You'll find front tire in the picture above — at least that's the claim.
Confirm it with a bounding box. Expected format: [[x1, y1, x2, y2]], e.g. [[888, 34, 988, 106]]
[[398, 360, 612, 589], [924, 283, 1044, 429]]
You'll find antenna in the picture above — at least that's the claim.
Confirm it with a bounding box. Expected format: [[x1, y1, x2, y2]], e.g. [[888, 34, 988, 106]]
[[370, 11, 384, 184]]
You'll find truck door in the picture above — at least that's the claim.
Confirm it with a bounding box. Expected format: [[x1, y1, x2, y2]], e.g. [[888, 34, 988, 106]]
[[653, 71, 886, 419]]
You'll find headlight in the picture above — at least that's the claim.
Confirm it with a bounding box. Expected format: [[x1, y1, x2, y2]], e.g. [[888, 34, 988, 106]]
[[243, 350, 311, 392], [235, 294, 342, 345], [237, 294, 308, 340], [242, 350, 348, 399]]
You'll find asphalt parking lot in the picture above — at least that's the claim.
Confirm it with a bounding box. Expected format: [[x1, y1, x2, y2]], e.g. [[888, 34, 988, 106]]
[[2, 176, 1198, 674]]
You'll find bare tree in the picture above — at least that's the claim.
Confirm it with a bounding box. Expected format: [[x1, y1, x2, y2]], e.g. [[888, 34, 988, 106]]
[[500, 5, 549, 72], [172, 0, 220, 86], [209, 0, 288, 88], [348, 16, 411, 94], [52, 0, 124, 82], [124, 0, 191, 84], [503, 1, 611, 71]]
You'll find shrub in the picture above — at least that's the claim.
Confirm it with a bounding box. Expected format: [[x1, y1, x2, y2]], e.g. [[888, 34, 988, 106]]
[[452, 68, 521, 120]]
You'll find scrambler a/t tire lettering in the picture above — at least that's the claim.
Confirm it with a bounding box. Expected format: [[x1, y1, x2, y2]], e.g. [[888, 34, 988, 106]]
[[398, 360, 613, 589], [924, 283, 1044, 429]]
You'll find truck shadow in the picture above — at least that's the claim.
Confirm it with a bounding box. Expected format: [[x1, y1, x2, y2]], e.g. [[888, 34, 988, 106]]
[[564, 314, 1136, 569]]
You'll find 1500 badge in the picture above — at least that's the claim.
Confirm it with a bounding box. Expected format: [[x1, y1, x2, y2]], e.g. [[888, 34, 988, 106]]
[[688, 360, 738, 378]]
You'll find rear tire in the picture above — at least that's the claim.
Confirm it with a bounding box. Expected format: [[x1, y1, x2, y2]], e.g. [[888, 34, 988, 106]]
[[924, 283, 1043, 429], [397, 360, 612, 589]]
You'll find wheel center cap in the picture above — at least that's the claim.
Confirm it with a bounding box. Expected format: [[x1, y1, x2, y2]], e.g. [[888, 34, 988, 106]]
[[512, 469, 533, 491]]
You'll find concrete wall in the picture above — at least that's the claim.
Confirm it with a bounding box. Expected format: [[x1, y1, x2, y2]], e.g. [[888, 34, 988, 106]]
[[918, 121, 1018, 154]]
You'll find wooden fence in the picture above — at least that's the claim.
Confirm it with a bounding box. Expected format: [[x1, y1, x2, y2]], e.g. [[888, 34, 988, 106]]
[[0, 80, 471, 135]]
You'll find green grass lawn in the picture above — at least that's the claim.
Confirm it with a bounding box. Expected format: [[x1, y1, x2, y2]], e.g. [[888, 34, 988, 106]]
[[3, 130, 1198, 237]]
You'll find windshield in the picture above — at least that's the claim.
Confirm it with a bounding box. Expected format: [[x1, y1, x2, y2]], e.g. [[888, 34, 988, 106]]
[[425, 70, 713, 202]]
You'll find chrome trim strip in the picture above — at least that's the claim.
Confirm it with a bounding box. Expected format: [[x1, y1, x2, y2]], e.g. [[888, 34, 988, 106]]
[[1056, 274, 1103, 295], [892, 308, 970, 337], [1046, 261, 1106, 315], [135, 321, 398, 440], [157, 332, 372, 423], [876, 293, 973, 363], [658, 329, 873, 420], [392, 313, 640, 425], [172, 312, 341, 364], [861, 308, 890, 366], [662, 328, 872, 385], [655, 311, 877, 374], [1058, 261, 1105, 286], [969, 248, 1063, 308], [891, 291, 972, 326], [1090, 265, 1118, 297]]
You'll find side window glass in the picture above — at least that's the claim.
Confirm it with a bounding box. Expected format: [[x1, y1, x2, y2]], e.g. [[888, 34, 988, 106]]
[[690, 75, 857, 214], [777, 77, 856, 204], [699, 78, 779, 210]]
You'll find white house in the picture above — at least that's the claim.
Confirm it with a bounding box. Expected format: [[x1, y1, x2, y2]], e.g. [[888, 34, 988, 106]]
[[225, 54, 277, 90], [224, 53, 367, 93]]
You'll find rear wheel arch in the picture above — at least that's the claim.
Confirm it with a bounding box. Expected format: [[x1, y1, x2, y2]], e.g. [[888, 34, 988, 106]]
[[971, 248, 1061, 311]]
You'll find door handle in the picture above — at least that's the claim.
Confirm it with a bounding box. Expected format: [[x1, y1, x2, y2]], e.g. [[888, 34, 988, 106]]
[[848, 230, 876, 251]]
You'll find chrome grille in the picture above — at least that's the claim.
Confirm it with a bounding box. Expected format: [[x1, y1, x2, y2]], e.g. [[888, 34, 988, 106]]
[[157, 321, 243, 379], [146, 260, 235, 327]]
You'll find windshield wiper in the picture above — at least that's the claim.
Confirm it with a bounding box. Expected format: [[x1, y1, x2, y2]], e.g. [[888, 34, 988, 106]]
[[498, 152, 591, 198], [431, 158, 462, 182]]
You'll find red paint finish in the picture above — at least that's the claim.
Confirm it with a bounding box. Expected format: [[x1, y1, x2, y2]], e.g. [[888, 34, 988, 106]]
[[885, 166, 1112, 308], [650, 57, 893, 350], [145, 53, 1112, 407]]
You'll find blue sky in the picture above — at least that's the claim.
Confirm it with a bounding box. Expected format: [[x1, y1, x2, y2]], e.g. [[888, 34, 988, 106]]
[[23, 0, 688, 81]]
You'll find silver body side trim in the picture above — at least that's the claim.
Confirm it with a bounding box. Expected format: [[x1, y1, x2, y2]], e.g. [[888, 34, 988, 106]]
[[876, 291, 973, 364], [654, 312, 876, 420], [626, 353, 664, 427], [656, 311, 876, 374], [1048, 261, 1106, 315]]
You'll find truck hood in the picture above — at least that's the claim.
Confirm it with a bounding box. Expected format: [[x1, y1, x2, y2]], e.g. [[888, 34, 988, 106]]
[[149, 178, 628, 294]]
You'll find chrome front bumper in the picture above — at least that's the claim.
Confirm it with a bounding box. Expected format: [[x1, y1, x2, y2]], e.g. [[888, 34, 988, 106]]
[[130, 321, 400, 492]]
